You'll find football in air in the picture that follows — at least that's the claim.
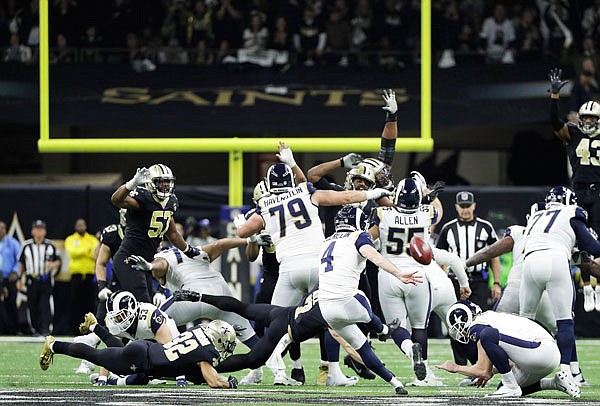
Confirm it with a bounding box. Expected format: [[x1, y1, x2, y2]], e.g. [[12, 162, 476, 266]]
[[409, 235, 432, 265]]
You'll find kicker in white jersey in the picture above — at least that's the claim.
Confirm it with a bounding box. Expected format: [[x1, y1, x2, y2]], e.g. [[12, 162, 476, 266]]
[[154, 246, 216, 292]]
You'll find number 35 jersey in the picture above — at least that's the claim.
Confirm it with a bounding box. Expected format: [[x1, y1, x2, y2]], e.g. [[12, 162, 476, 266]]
[[119, 187, 178, 260], [256, 182, 324, 263], [371, 205, 437, 266], [524, 205, 586, 259]]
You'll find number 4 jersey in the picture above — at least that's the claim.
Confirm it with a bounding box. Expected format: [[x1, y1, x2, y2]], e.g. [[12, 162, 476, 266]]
[[256, 182, 324, 264]]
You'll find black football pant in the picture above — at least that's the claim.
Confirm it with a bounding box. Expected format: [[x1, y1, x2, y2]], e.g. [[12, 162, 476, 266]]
[[201, 294, 289, 372], [113, 252, 153, 303], [95, 277, 120, 326], [2, 274, 18, 334], [53, 339, 152, 376], [70, 274, 97, 334], [253, 270, 278, 338], [575, 187, 600, 284], [27, 278, 52, 335]]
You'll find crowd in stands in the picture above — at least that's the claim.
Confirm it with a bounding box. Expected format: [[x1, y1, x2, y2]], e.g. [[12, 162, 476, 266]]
[[1, 0, 600, 70]]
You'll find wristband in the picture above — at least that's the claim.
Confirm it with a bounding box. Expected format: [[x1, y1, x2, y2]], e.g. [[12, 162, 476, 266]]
[[339, 158, 344, 167], [247, 235, 257, 244], [98, 280, 107, 290], [385, 111, 397, 122], [493, 282, 501, 287], [125, 179, 137, 191]]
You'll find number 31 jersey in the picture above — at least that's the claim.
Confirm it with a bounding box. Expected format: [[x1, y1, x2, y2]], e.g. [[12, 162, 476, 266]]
[[118, 187, 178, 260], [524, 205, 586, 259], [371, 205, 437, 266], [256, 182, 324, 263]]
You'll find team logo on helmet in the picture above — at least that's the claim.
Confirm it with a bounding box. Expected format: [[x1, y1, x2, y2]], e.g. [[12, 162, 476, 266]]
[[146, 164, 176, 199], [446, 300, 482, 344], [204, 320, 237, 360], [545, 186, 577, 207], [578, 101, 600, 135], [394, 178, 423, 212], [106, 291, 139, 336], [334, 205, 368, 232], [266, 163, 295, 194]]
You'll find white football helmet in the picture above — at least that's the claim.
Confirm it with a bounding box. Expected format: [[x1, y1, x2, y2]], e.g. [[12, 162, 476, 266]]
[[204, 320, 237, 360], [105, 291, 138, 335], [253, 180, 269, 204], [446, 300, 482, 344], [344, 163, 376, 190], [578, 101, 600, 135], [362, 158, 394, 190], [146, 164, 176, 199]]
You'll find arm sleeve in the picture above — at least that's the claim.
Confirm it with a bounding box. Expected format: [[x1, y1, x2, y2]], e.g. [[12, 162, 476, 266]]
[[571, 216, 600, 256], [149, 308, 166, 334], [550, 98, 565, 132], [378, 138, 396, 165], [355, 231, 375, 255]]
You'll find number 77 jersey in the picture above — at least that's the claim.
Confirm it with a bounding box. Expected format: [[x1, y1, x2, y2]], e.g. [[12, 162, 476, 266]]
[[524, 205, 587, 259], [256, 182, 324, 263]]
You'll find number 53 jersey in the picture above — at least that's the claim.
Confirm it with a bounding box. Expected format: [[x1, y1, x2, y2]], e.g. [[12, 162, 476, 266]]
[[524, 205, 586, 259], [256, 182, 324, 264]]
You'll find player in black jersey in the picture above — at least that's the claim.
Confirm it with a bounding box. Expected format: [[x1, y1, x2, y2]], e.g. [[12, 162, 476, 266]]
[[549, 68, 597, 386], [111, 164, 201, 303], [40, 321, 238, 389]]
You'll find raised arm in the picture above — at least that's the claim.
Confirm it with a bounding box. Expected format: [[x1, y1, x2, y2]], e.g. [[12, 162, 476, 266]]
[[379, 89, 398, 167], [111, 168, 150, 209], [548, 68, 570, 141]]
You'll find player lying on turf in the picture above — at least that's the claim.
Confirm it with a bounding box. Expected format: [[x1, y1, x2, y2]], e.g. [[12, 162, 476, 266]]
[[39, 320, 239, 389]]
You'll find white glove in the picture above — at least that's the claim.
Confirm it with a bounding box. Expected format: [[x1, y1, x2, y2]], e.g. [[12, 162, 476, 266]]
[[153, 292, 166, 307], [382, 89, 397, 114], [276, 145, 296, 168], [365, 188, 394, 201], [125, 167, 151, 191], [410, 171, 427, 190], [128, 255, 153, 272], [98, 287, 112, 301], [233, 213, 247, 229], [341, 153, 363, 169]]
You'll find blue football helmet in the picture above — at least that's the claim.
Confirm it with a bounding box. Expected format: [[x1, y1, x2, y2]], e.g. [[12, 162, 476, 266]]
[[266, 163, 295, 194], [545, 186, 577, 207], [446, 300, 482, 344], [334, 205, 368, 232], [394, 178, 423, 212]]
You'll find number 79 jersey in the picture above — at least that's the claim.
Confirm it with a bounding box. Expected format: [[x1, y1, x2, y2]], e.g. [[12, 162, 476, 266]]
[[371, 205, 437, 265], [524, 205, 587, 259], [256, 182, 324, 263]]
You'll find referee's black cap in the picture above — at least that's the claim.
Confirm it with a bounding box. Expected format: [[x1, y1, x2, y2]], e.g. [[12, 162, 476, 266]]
[[32, 219, 47, 228], [456, 191, 475, 205]]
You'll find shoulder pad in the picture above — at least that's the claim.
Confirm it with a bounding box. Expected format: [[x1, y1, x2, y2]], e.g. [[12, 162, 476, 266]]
[[304, 182, 316, 194], [575, 207, 588, 222]]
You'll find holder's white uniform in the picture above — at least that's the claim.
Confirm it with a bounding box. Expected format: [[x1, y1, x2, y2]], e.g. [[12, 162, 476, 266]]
[[109, 301, 179, 342], [155, 247, 255, 342], [469, 311, 560, 387], [520, 206, 584, 321], [319, 230, 378, 348], [256, 182, 324, 307], [372, 205, 436, 329], [495, 226, 555, 332]]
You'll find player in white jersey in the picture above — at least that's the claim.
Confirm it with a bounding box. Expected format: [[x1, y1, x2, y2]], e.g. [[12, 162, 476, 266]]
[[369, 177, 441, 382], [520, 186, 600, 390], [318, 205, 422, 394], [79, 290, 182, 386], [437, 300, 580, 398]]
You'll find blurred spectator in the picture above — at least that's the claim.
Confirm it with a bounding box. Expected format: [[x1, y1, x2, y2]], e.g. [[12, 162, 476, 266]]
[[350, 0, 373, 57], [582, 0, 600, 45], [571, 37, 600, 77], [0, 3, 11, 48], [19, 220, 61, 336], [434, 0, 461, 69], [328, 0, 349, 21], [540, 0, 573, 59], [268, 15, 292, 70], [570, 63, 600, 111], [161, 0, 190, 47], [237, 11, 270, 67], [50, 33, 75, 63], [4, 33, 31, 62], [64, 218, 98, 335], [293, 6, 326, 66], [128, 32, 156, 72], [79, 25, 103, 62], [323, 8, 352, 67], [0, 221, 21, 335], [480, 3, 516, 63], [193, 38, 215, 65], [187, 1, 214, 49], [373, 0, 403, 50], [514, 7, 542, 62], [187, 218, 220, 272], [9, 0, 39, 49], [50, 0, 78, 45], [103, 0, 135, 47], [158, 37, 188, 64], [214, 0, 244, 63], [457, 1, 484, 62]]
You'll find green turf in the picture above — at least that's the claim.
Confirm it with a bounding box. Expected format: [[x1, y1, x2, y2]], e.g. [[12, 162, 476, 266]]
[[1, 337, 599, 401]]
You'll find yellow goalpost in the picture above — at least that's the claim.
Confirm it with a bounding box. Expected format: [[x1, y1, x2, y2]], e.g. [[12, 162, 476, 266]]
[[36, 0, 433, 206]]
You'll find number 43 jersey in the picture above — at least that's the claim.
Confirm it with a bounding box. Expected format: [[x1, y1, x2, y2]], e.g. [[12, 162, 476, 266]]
[[524, 205, 586, 259], [371, 205, 437, 266], [256, 182, 324, 263], [119, 187, 178, 260]]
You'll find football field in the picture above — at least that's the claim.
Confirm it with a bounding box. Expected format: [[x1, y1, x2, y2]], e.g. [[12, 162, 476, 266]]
[[2, 337, 600, 405]]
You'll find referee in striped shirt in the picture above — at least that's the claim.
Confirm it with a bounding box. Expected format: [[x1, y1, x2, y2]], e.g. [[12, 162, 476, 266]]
[[18, 220, 61, 336]]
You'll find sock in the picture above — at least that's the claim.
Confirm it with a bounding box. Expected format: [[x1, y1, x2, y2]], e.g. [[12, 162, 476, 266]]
[[479, 327, 510, 374], [292, 358, 302, 369], [89, 324, 97, 332], [328, 361, 343, 377], [522, 381, 543, 395], [243, 334, 259, 349], [560, 363, 571, 374], [357, 340, 393, 381], [324, 331, 340, 363], [570, 361, 581, 375], [49, 341, 55, 352], [389, 376, 403, 389], [97, 375, 107, 384], [320, 361, 329, 366], [400, 339, 412, 357], [412, 328, 428, 359], [116, 377, 128, 386], [380, 325, 389, 335], [556, 319, 575, 365], [501, 370, 518, 387]]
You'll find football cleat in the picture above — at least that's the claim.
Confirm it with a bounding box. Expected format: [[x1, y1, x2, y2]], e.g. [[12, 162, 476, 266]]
[[291, 367, 305, 384], [407, 377, 445, 386], [326, 374, 359, 387], [316, 365, 329, 386], [553, 371, 581, 398], [485, 383, 522, 397], [75, 359, 95, 374], [39, 335, 55, 371], [343, 355, 376, 380], [572, 371, 590, 387], [459, 377, 478, 386], [273, 373, 302, 386], [583, 285, 595, 313], [412, 343, 427, 381], [79, 312, 98, 334], [240, 368, 263, 385], [395, 385, 408, 395]]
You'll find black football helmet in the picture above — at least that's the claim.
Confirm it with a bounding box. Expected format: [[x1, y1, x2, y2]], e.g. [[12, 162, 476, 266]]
[[105, 291, 138, 335], [545, 186, 577, 207], [334, 205, 368, 232], [446, 300, 482, 344], [266, 163, 295, 194], [394, 178, 422, 212]]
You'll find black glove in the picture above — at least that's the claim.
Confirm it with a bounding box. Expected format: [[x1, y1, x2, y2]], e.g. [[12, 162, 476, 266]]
[[422, 180, 446, 204], [548, 68, 569, 94], [173, 289, 202, 302], [232, 324, 247, 337], [183, 244, 201, 258], [227, 375, 238, 389]]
